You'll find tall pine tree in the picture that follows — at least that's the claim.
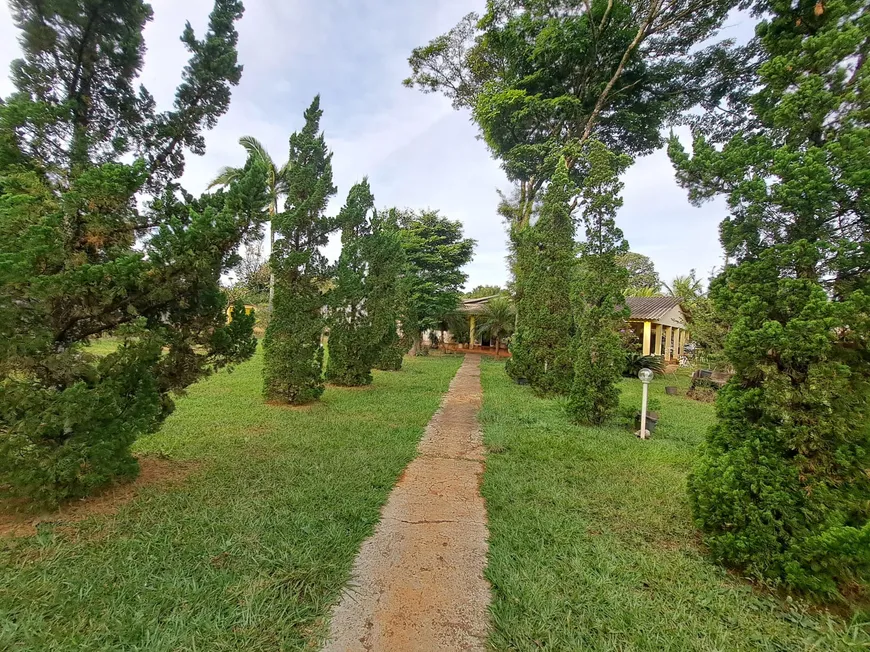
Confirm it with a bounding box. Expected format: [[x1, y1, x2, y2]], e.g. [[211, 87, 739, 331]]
[[670, 0, 870, 595], [568, 144, 631, 425], [0, 0, 260, 504], [326, 179, 378, 386], [369, 209, 407, 372], [263, 96, 336, 404], [507, 159, 575, 395]]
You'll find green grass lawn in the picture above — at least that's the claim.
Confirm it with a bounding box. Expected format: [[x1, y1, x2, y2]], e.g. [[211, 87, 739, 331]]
[[480, 359, 869, 651], [0, 351, 462, 651]]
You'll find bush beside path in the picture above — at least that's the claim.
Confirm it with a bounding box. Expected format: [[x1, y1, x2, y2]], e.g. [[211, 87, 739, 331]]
[[0, 352, 462, 651], [479, 359, 869, 651]]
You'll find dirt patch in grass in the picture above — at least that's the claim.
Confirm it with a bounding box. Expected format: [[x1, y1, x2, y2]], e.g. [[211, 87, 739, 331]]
[[0, 456, 200, 539], [686, 387, 717, 403]]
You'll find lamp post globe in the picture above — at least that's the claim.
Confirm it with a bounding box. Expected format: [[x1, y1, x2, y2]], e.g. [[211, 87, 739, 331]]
[[638, 368, 654, 384]]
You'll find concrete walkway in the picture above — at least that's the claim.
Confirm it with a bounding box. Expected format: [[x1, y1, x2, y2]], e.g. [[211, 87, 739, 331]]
[[324, 355, 490, 651]]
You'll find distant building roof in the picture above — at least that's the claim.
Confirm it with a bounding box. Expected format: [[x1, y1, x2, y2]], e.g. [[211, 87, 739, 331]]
[[459, 294, 503, 314], [458, 293, 684, 324], [624, 296, 682, 321]]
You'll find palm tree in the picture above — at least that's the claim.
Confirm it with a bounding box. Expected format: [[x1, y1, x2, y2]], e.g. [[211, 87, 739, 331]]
[[624, 286, 661, 298], [664, 271, 703, 302], [477, 295, 515, 356], [208, 136, 291, 308]]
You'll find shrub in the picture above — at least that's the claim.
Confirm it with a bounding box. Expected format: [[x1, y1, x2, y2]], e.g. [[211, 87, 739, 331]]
[[670, 0, 870, 595], [623, 353, 665, 378], [0, 2, 257, 504]]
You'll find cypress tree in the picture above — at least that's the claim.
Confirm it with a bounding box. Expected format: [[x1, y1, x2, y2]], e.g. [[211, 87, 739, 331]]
[[326, 180, 378, 386], [369, 209, 407, 372], [568, 144, 631, 425], [263, 96, 336, 404], [507, 158, 575, 395], [670, 0, 870, 595], [0, 0, 258, 504]]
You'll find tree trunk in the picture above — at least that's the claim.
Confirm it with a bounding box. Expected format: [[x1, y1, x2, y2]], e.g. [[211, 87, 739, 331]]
[[268, 199, 277, 311], [409, 331, 422, 356]]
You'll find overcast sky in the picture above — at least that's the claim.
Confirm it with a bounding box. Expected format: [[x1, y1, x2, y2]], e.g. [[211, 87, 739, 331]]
[[0, 1, 756, 291]]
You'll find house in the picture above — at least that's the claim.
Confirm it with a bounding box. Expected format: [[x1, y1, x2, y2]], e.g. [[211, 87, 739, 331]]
[[225, 303, 256, 322], [446, 294, 689, 361], [459, 294, 501, 349], [624, 296, 688, 361]]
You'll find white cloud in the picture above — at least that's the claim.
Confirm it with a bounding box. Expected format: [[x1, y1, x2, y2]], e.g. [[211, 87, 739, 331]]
[[0, 0, 741, 290]]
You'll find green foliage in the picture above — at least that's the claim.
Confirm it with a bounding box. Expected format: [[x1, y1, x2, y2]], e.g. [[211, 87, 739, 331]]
[[670, 0, 870, 596], [326, 179, 390, 386], [372, 329, 407, 371], [0, 351, 463, 649], [464, 284, 502, 298], [685, 294, 730, 370], [406, 1, 736, 228], [480, 359, 866, 649], [227, 242, 270, 306], [443, 311, 471, 345], [263, 96, 336, 404], [618, 252, 661, 294], [665, 270, 703, 302], [623, 352, 665, 378], [208, 136, 291, 307], [367, 209, 407, 372], [507, 159, 575, 395], [0, 0, 256, 504], [568, 144, 631, 425], [395, 209, 475, 353], [476, 295, 515, 355]]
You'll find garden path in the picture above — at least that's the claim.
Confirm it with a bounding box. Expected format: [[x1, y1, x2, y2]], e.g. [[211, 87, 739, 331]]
[[323, 354, 490, 651]]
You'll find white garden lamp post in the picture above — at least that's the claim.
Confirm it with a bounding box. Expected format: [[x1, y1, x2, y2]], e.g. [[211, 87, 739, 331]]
[[637, 367, 654, 440]]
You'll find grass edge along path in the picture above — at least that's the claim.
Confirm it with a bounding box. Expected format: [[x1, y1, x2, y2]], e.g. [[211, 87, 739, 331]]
[[479, 358, 869, 651], [0, 351, 463, 651]]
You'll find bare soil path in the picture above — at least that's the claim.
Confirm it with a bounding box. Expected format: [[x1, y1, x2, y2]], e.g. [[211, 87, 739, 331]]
[[323, 354, 490, 651]]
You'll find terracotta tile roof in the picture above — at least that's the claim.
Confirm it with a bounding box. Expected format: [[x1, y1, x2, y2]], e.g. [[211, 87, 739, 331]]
[[624, 296, 681, 321]]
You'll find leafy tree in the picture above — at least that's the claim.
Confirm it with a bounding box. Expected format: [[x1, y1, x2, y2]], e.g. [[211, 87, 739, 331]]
[[568, 144, 631, 424], [396, 209, 475, 355], [263, 96, 336, 404], [0, 0, 257, 504], [684, 294, 729, 370], [326, 179, 380, 386], [208, 136, 291, 308], [407, 1, 734, 391], [476, 295, 515, 356], [229, 241, 270, 304], [669, 0, 870, 595], [507, 160, 576, 395], [618, 252, 661, 294], [464, 284, 502, 298], [662, 270, 727, 369], [405, 0, 737, 229]]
